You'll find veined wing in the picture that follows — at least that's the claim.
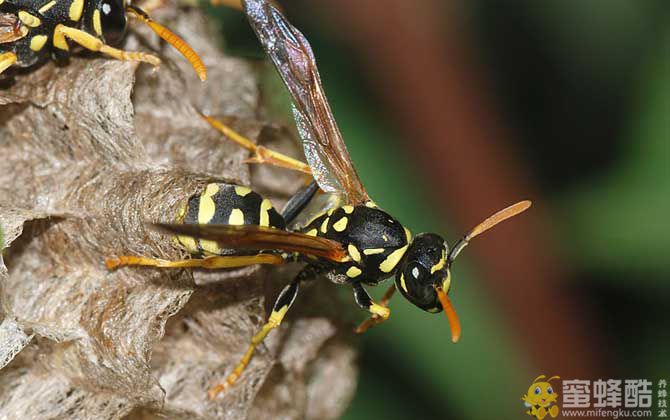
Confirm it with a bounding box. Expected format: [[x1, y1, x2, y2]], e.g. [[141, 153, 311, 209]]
[[243, 0, 370, 205], [152, 223, 348, 262]]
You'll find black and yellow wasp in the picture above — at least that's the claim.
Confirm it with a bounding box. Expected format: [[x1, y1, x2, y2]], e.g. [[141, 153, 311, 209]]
[[107, 0, 531, 399], [0, 0, 206, 79]]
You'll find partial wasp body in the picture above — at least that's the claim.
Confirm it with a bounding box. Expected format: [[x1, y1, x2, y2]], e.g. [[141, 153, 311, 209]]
[[174, 183, 415, 290], [0, 13, 25, 44], [0, 0, 206, 79], [107, 0, 532, 399]]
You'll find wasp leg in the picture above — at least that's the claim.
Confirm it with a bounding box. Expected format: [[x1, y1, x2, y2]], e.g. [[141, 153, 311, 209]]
[[208, 271, 305, 399], [281, 181, 319, 225], [53, 24, 161, 67], [208, 265, 321, 398], [355, 284, 395, 334], [105, 253, 284, 270], [0, 52, 17, 76], [352, 282, 391, 332], [201, 114, 312, 174]]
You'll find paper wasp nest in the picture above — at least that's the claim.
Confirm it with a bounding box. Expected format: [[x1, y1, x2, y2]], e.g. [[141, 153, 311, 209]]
[[0, 5, 356, 419]]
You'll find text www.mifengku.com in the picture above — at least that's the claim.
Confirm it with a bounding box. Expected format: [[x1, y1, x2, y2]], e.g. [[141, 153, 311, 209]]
[[561, 408, 653, 419]]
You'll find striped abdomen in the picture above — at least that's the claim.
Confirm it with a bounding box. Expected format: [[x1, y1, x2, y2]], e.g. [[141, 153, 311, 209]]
[[176, 183, 285, 256]]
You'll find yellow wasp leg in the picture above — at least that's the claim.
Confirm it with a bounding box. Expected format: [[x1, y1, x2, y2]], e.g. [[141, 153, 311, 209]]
[[208, 278, 300, 399], [201, 114, 312, 175], [105, 253, 284, 270], [0, 52, 17, 75], [53, 24, 161, 67], [352, 282, 391, 334], [355, 284, 395, 334]]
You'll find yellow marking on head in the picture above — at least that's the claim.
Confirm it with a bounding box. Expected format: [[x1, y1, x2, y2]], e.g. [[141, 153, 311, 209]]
[[404, 227, 412, 243], [235, 186, 252, 197], [400, 273, 408, 292], [197, 183, 220, 224], [379, 244, 409, 273], [427, 307, 441, 313], [363, 248, 385, 255], [69, 0, 84, 21], [19, 11, 41, 27], [348, 244, 361, 263], [365, 201, 377, 208], [430, 257, 446, 274], [38, 0, 57, 13], [382, 235, 389, 242], [343, 205, 354, 214], [259, 199, 272, 227], [229, 208, 245, 225], [332, 217, 348, 232], [320, 217, 329, 233], [29, 35, 48, 51], [93, 9, 102, 36], [305, 228, 318, 237], [346, 266, 362, 278]]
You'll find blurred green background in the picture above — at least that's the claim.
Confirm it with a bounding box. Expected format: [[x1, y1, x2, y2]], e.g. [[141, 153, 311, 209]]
[[208, 1, 669, 418]]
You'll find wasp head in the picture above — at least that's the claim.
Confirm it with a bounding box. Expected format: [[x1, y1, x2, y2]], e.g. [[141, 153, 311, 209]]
[[86, 0, 127, 45], [395, 233, 460, 342]]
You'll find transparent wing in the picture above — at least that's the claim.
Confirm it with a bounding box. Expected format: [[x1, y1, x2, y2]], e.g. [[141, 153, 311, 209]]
[[152, 223, 348, 262], [243, 0, 370, 205]]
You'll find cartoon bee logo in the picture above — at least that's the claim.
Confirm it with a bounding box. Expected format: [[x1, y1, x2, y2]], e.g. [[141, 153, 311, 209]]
[[522, 375, 560, 419]]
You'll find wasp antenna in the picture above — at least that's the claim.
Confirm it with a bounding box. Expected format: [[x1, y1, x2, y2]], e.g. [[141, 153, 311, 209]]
[[435, 285, 461, 343], [126, 5, 207, 81], [448, 200, 532, 262]]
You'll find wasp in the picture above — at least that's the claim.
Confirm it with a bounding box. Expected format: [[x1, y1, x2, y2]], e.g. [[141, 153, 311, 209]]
[[0, 0, 206, 80], [106, 0, 531, 399]]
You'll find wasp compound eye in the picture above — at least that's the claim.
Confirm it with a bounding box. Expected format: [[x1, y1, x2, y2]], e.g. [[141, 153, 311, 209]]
[[99, 0, 127, 45]]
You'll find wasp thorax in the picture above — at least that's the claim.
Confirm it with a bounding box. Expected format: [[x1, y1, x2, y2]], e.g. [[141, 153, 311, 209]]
[[395, 233, 450, 312]]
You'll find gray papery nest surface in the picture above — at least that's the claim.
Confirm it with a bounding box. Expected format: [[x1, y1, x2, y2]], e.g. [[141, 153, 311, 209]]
[[0, 5, 357, 419]]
